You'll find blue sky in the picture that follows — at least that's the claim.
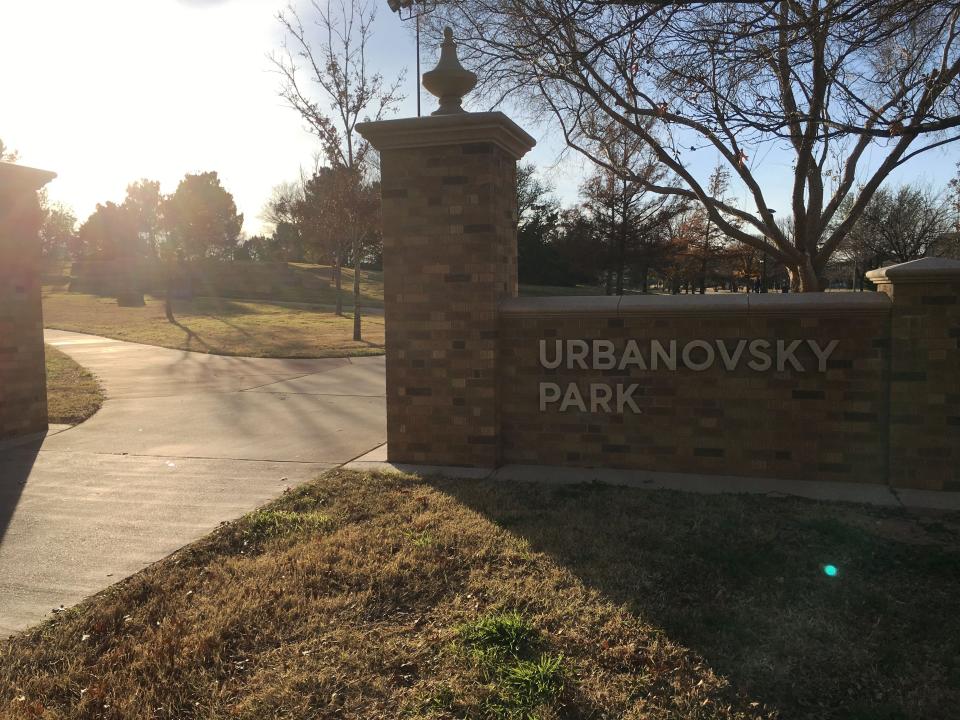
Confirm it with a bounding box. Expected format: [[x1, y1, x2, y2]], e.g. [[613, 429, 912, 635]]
[[3, 0, 957, 234]]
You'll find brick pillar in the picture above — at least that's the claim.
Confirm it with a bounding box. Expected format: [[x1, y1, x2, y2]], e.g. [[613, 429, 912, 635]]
[[357, 113, 535, 466], [867, 258, 960, 491], [0, 162, 56, 439]]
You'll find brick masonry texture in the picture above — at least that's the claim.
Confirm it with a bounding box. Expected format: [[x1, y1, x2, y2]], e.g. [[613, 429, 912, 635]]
[[378, 141, 518, 466], [879, 279, 960, 491], [499, 301, 892, 485], [0, 167, 52, 439]]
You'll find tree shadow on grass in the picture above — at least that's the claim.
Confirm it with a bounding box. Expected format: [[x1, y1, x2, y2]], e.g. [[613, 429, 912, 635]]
[[166, 316, 213, 353], [181, 296, 252, 317], [427, 477, 960, 720], [199, 312, 256, 339]]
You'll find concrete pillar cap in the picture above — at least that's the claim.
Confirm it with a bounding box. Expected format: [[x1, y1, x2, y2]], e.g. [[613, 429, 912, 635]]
[[0, 162, 56, 193], [357, 111, 536, 160], [866, 256, 960, 285]]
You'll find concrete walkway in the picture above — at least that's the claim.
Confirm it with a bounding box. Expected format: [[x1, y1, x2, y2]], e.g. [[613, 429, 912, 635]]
[[0, 330, 386, 634]]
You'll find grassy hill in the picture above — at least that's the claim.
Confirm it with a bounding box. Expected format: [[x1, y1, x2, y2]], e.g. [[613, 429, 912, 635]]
[[2, 469, 957, 718]]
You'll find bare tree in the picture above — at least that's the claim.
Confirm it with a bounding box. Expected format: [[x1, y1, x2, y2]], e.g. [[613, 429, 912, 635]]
[[434, 0, 960, 290], [673, 163, 734, 294], [273, 0, 404, 339], [517, 162, 556, 221], [842, 184, 953, 264], [580, 143, 688, 294], [262, 181, 305, 232]]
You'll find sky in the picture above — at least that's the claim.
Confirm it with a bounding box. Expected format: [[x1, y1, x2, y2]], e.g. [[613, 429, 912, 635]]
[[2, 0, 958, 235]]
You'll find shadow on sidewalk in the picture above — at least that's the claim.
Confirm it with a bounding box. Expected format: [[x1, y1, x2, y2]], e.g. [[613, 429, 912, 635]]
[[0, 435, 42, 547]]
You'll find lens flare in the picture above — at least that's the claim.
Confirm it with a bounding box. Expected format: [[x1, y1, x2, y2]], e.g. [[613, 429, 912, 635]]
[[823, 564, 839, 577]]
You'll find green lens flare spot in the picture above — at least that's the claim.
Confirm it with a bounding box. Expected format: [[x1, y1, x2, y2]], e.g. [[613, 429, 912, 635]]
[[823, 564, 839, 577]]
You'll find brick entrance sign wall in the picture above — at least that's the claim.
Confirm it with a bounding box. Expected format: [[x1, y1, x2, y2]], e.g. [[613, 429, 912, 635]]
[[361, 93, 960, 493], [498, 293, 894, 485], [0, 162, 56, 440]]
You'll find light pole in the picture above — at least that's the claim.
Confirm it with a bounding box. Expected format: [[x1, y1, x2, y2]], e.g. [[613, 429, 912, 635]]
[[386, 0, 434, 117], [761, 209, 775, 293]]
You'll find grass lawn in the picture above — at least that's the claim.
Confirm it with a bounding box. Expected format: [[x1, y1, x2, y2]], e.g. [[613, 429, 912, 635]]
[[2, 470, 957, 719], [287, 265, 385, 308], [42, 292, 385, 359], [44, 345, 104, 425]]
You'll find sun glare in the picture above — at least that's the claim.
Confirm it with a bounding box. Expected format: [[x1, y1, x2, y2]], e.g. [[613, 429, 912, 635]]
[[2, 0, 313, 233]]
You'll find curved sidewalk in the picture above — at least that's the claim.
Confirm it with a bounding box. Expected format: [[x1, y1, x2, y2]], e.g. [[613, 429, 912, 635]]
[[0, 330, 386, 634]]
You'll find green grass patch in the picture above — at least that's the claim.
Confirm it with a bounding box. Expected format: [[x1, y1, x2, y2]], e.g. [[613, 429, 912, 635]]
[[458, 612, 540, 663], [44, 344, 104, 425], [455, 612, 565, 718], [238, 510, 333, 549]]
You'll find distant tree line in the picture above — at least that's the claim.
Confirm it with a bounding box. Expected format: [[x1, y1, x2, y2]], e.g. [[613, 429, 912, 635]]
[[249, 168, 382, 275], [35, 172, 243, 310], [512, 160, 960, 295], [37, 172, 242, 266]]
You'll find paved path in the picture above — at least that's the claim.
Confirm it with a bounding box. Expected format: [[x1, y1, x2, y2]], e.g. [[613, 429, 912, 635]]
[[0, 330, 386, 634]]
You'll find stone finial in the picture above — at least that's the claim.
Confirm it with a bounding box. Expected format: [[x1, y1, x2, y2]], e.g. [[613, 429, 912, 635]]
[[422, 27, 477, 115]]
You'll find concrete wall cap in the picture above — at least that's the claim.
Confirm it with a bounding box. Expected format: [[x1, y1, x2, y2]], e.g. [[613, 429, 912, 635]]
[[356, 112, 536, 160], [501, 291, 891, 318], [747, 291, 891, 314], [0, 162, 56, 193], [619, 294, 747, 316], [500, 295, 619, 316], [866, 256, 960, 285]]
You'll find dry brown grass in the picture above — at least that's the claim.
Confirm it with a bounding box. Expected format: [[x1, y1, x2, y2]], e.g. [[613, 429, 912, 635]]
[[1, 470, 958, 719], [42, 292, 384, 359], [44, 345, 104, 425]]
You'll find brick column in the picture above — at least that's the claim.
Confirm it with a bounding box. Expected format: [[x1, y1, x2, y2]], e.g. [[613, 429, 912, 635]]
[[357, 113, 535, 466], [0, 162, 56, 439], [867, 258, 960, 491]]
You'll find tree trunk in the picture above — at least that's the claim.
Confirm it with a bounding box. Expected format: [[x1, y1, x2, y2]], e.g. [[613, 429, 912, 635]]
[[786, 255, 823, 292], [334, 253, 343, 316], [164, 260, 176, 323], [165, 285, 175, 323], [352, 237, 362, 342], [616, 222, 626, 296]]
